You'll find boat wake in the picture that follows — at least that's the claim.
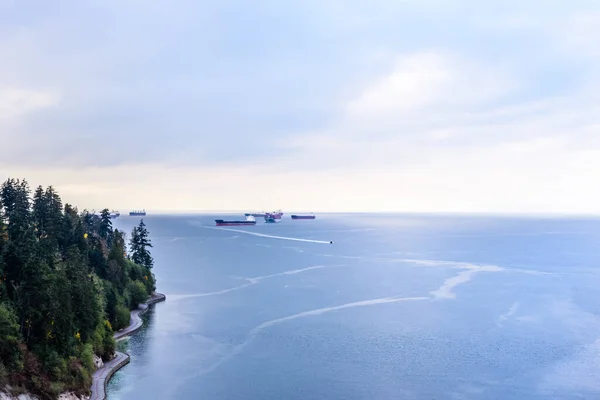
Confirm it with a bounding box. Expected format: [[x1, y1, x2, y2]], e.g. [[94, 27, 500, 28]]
[[165, 295, 427, 397], [429, 264, 502, 300], [250, 295, 429, 332], [164, 261, 504, 397], [203, 226, 333, 244], [168, 265, 343, 302]]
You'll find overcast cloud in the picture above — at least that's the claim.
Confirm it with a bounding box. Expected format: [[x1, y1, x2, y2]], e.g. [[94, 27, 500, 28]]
[[2, 0, 600, 212]]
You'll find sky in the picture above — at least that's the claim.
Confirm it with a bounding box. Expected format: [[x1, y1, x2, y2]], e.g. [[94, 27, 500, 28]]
[[1, 0, 600, 213]]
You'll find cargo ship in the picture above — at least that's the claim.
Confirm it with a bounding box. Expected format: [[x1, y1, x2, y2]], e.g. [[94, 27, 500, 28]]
[[129, 210, 146, 216], [269, 209, 283, 219], [246, 210, 283, 218], [110, 210, 121, 219], [291, 214, 315, 220], [245, 213, 266, 217], [215, 216, 256, 226], [264, 213, 280, 223]]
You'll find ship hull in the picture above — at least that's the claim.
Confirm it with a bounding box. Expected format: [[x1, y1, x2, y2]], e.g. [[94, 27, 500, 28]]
[[245, 213, 266, 217], [291, 215, 315, 219], [129, 213, 146, 216], [215, 220, 256, 226]]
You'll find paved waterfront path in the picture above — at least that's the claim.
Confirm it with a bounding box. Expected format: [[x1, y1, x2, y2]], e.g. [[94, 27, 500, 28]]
[[90, 293, 166, 400]]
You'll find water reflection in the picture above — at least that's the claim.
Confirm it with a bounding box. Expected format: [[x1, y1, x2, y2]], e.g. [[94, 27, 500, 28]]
[[106, 305, 158, 399]]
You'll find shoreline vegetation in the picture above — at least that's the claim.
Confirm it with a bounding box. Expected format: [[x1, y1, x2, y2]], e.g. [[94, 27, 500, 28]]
[[90, 292, 165, 400], [0, 178, 159, 400]]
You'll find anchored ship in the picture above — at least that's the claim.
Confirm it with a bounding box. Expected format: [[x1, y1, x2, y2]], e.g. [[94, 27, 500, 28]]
[[244, 212, 266, 217], [215, 215, 256, 226], [110, 210, 121, 219], [129, 209, 146, 216], [264, 212, 282, 223], [269, 210, 283, 219], [246, 209, 283, 219], [291, 214, 315, 220]]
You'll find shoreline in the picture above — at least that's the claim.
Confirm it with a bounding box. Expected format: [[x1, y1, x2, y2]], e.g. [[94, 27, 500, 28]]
[[89, 293, 166, 400]]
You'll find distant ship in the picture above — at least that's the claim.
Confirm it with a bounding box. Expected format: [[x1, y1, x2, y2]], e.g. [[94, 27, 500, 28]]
[[291, 214, 315, 220], [264, 213, 281, 223], [245, 210, 283, 218], [269, 210, 283, 219], [216, 215, 256, 226], [110, 210, 120, 219], [245, 212, 266, 217], [129, 210, 146, 216]]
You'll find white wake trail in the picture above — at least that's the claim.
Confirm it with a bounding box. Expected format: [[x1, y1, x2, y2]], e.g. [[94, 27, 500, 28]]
[[429, 264, 503, 300], [167, 283, 255, 301], [497, 302, 520, 327], [204, 226, 333, 244], [174, 295, 428, 384], [250, 295, 428, 333], [249, 265, 335, 283], [169, 265, 340, 301]]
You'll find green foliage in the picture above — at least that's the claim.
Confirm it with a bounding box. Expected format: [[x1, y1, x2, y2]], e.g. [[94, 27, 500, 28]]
[[126, 259, 156, 294], [128, 280, 148, 309], [114, 305, 131, 332], [101, 324, 116, 360], [0, 303, 21, 370], [77, 343, 95, 372], [0, 361, 8, 387], [43, 350, 67, 382], [0, 178, 157, 397]]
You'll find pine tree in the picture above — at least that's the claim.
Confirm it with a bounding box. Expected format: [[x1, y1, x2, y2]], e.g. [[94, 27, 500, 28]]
[[0, 178, 158, 396], [0, 196, 6, 301], [32, 185, 46, 239], [1, 179, 37, 301], [107, 230, 127, 291], [99, 208, 112, 241], [129, 219, 153, 270], [44, 186, 63, 241]]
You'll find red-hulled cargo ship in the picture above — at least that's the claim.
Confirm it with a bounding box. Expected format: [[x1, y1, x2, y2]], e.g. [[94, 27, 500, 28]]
[[291, 214, 315, 220], [269, 209, 283, 219]]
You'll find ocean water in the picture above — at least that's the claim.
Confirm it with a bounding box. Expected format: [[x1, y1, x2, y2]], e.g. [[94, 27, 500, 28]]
[[107, 213, 600, 400]]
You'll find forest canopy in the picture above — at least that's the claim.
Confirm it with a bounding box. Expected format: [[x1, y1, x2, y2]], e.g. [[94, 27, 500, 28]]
[[0, 178, 155, 399]]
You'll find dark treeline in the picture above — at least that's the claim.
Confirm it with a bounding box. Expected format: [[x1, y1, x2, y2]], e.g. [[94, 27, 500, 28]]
[[0, 178, 156, 399]]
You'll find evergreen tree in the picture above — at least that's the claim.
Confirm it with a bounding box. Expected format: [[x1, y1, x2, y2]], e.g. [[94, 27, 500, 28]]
[[1, 179, 37, 301], [63, 247, 101, 343], [43, 186, 63, 242], [0, 196, 6, 301], [98, 209, 112, 242], [32, 186, 46, 239], [32, 185, 64, 267], [0, 303, 21, 370], [107, 230, 127, 292], [0, 178, 158, 397], [129, 220, 153, 270]]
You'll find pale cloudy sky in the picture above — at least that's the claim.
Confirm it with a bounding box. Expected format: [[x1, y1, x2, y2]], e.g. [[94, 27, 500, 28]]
[[1, 0, 600, 213]]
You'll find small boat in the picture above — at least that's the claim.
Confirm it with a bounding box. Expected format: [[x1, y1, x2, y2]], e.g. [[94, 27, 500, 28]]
[[216, 215, 256, 226], [291, 214, 315, 220], [130, 209, 146, 216]]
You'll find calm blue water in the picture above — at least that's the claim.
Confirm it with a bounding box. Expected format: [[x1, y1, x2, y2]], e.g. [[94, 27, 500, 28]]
[[107, 214, 600, 399]]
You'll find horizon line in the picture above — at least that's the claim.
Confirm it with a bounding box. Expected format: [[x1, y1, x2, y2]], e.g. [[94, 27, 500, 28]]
[[108, 210, 600, 218]]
